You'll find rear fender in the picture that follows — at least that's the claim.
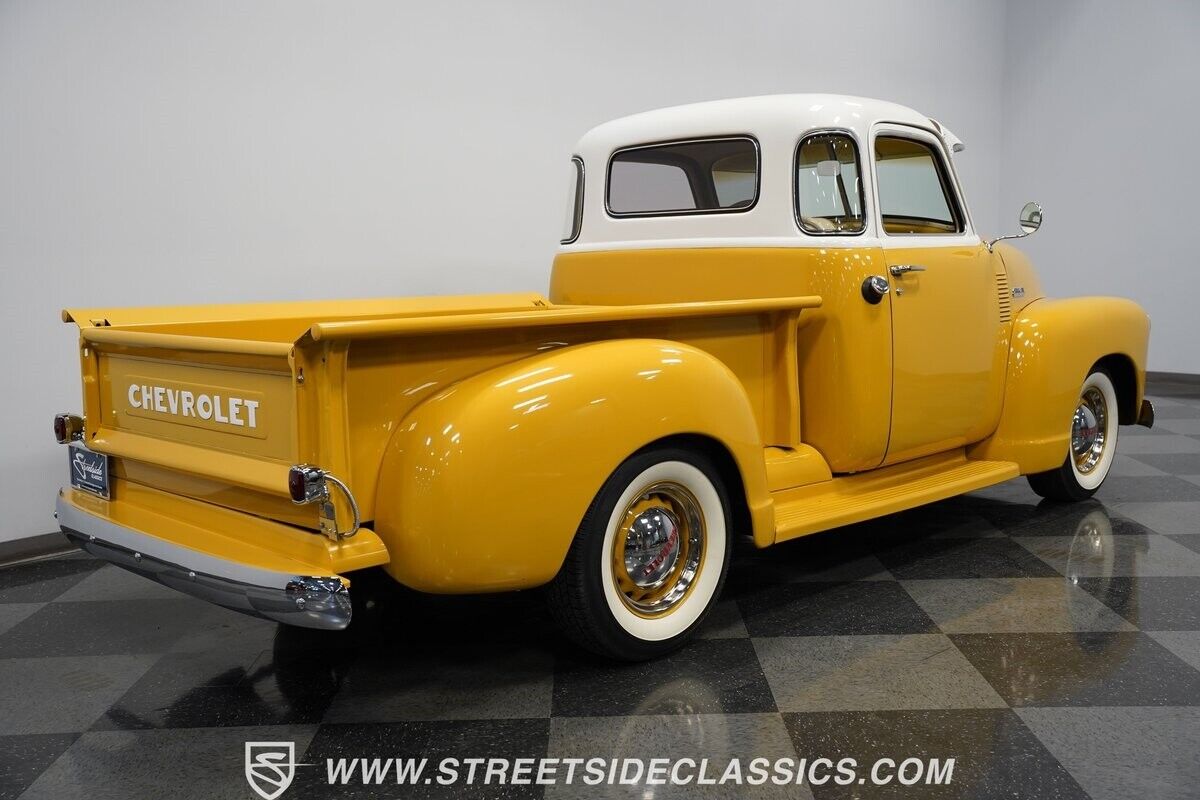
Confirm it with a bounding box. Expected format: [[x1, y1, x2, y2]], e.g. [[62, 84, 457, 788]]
[[373, 339, 769, 592], [968, 297, 1150, 473]]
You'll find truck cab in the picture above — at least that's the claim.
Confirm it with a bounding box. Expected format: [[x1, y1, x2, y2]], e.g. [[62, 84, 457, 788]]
[[554, 94, 1022, 472]]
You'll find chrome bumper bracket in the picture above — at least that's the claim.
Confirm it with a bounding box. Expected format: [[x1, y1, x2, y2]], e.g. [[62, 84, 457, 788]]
[[1137, 398, 1155, 429]]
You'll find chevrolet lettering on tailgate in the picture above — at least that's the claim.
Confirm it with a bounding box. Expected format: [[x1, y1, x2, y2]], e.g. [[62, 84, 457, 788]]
[[127, 383, 260, 429]]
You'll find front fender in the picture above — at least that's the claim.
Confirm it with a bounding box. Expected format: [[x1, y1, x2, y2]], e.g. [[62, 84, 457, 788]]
[[373, 339, 769, 593], [968, 297, 1149, 473]]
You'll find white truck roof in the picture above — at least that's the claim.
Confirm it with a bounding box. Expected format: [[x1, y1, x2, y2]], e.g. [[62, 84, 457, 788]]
[[564, 94, 970, 251], [575, 94, 936, 157]]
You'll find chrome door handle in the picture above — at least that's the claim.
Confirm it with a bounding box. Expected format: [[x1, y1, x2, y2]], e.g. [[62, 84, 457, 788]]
[[889, 264, 927, 276]]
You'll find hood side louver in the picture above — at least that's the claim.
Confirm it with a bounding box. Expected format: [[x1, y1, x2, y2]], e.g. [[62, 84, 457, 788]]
[[996, 271, 1012, 323]]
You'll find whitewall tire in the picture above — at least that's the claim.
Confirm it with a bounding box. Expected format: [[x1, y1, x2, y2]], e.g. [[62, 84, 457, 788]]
[[548, 447, 732, 660], [1028, 369, 1120, 502]]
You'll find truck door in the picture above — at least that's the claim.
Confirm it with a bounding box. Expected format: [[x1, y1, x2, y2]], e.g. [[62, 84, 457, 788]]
[[792, 130, 894, 474], [871, 126, 1007, 465]]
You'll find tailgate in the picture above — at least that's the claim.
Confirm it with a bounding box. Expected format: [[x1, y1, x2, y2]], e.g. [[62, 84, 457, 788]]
[[75, 327, 301, 503]]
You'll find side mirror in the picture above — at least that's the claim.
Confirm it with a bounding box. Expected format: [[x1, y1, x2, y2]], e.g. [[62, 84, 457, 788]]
[[1019, 201, 1042, 234], [988, 201, 1043, 251]]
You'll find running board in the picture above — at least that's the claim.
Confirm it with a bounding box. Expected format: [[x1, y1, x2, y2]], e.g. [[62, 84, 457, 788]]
[[772, 452, 1019, 542]]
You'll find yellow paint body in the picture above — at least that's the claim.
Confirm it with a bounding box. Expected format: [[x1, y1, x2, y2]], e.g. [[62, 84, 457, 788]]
[[967, 296, 1150, 472], [57, 243, 1150, 594], [372, 339, 772, 592]]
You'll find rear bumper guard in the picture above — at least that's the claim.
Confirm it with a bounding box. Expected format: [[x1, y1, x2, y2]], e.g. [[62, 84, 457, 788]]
[[1137, 398, 1155, 429], [56, 492, 352, 630]]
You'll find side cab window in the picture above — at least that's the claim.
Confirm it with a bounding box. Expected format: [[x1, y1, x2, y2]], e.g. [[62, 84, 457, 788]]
[[873, 135, 964, 235]]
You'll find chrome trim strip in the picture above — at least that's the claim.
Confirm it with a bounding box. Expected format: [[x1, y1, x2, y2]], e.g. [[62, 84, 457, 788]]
[[55, 492, 352, 630]]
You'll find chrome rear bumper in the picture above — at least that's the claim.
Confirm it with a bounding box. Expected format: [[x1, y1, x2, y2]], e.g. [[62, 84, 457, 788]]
[[56, 493, 352, 630]]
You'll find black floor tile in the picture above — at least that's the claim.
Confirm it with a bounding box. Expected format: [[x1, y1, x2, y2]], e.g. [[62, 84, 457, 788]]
[[0, 557, 100, 604], [317, 579, 555, 652], [885, 499, 999, 535], [1115, 425, 1177, 436], [0, 733, 78, 800], [738, 581, 938, 637], [167, 608, 295, 658], [950, 632, 1200, 706], [0, 654, 157, 735], [1127, 452, 1200, 475], [325, 644, 553, 723], [1017, 706, 1200, 800], [783, 709, 1088, 799], [293, 720, 550, 799], [727, 533, 888, 589], [95, 649, 349, 730], [1014, 511, 1155, 538], [1168, 535, 1200, 556], [551, 638, 776, 717], [0, 600, 222, 657], [1094, 476, 1200, 503], [876, 537, 1060, 580], [18, 725, 318, 800], [960, 496, 1093, 533], [1076, 577, 1200, 631], [1151, 401, 1200, 417], [52, 564, 180, 602]]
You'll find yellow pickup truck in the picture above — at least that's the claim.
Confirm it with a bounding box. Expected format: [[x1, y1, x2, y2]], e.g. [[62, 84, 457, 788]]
[[52, 94, 1152, 660]]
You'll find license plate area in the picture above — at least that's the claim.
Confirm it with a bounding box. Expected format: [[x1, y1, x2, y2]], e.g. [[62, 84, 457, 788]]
[[69, 443, 110, 499]]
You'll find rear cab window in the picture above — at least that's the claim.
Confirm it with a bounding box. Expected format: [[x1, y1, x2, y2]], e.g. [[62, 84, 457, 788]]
[[561, 157, 584, 244], [606, 137, 759, 217], [795, 132, 865, 234]]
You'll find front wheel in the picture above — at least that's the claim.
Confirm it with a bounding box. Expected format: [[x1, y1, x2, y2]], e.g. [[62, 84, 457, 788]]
[[547, 447, 732, 660], [1027, 369, 1119, 502]]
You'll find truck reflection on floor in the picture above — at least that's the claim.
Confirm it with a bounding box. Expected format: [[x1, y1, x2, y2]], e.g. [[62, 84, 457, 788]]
[[99, 499, 1149, 740]]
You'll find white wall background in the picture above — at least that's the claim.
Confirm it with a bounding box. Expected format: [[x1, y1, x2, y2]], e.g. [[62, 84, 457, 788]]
[[0, 0, 1189, 544], [1001, 0, 1200, 375]]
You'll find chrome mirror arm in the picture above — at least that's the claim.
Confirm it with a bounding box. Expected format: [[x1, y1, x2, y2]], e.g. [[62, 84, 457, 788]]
[[986, 231, 1029, 252]]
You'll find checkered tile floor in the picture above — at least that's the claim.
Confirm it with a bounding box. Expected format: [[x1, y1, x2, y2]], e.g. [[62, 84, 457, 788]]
[[2, 388, 1200, 799]]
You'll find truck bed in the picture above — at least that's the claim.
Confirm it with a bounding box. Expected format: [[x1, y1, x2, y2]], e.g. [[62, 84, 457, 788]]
[[63, 291, 821, 535]]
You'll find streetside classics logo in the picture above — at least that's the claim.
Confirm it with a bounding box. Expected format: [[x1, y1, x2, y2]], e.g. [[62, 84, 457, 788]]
[[72, 450, 105, 483], [128, 382, 260, 429], [245, 742, 297, 800]]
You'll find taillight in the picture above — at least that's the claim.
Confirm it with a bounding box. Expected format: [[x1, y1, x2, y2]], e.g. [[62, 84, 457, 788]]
[[53, 413, 84, 444], [287, 464, 360, 539], [288, 465, 328, 504]]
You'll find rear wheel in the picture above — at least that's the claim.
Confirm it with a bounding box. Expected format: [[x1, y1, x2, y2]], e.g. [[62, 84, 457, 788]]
[[547, 447, 732, 660], [1028, 369, 1119, 502]]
